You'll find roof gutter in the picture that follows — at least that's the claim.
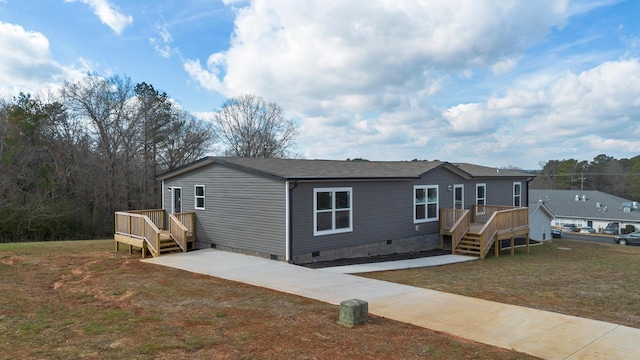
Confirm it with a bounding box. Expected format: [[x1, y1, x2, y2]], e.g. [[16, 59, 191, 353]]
[[287, 179, 299, 263], [526, 176, 535, 205]]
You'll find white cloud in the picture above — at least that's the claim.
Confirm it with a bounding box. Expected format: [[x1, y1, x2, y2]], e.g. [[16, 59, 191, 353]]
[[65, 0, 133, 35], [185, 0, 638, 168], [443, 103, 493, 133], [442, 59, 640, 164], [149, 23, 175, 58], [186, 1, 571, 113], [0, 21, 90, 97], [492, 58, 519, 74]]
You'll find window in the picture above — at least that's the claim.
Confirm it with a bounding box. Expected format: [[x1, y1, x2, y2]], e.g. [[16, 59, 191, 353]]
[[476, 183, 486, 205], [414, 185, 439, 223], [194, 185, 205, 210], [513, 182, 522, 207], [314, 188, 352, 236]]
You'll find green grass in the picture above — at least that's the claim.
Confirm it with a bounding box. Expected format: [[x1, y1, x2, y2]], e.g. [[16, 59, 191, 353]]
[[362, 239, 640, 328]]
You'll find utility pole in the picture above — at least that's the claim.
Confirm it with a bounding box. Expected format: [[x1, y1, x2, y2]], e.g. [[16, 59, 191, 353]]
[[578, 172, 586, 191], [572, 172, 586, 191]]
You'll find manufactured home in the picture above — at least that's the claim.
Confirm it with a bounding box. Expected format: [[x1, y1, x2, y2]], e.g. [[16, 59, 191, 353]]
[[115, 157, 533, 262]]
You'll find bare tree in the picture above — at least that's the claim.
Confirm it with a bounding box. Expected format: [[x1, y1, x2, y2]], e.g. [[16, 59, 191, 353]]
[[158, 109, 216, 171], [61, 74, 137, 224], [0, 74, 217, 241], [213, 94, 298, 158]]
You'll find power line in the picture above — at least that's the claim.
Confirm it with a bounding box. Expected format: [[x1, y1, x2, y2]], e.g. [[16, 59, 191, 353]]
[[540, 173, 640, 177]]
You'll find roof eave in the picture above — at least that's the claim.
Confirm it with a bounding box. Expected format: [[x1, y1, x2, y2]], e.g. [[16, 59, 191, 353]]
[[211, 157, 287, 180], [286, 176, 419, 182], [439, 162, 473, 180], [155, 156, 215, 181]]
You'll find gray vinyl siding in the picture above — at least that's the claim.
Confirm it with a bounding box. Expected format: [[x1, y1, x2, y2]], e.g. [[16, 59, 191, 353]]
[[291, 180, 412, 254], [483, 179, 528, 207], [291, 167, 458, 255], [163, 164, 286, 256], [290, 167, 531, 256], [160, 160, 530, 258]]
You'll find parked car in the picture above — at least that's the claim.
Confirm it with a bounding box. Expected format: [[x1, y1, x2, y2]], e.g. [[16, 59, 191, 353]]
[[562, 224, 578, 232], [551, 229, 563, 238], [580, 226, 595, 233], [604, 223, 619, 235], [613, 231, 640, 245]]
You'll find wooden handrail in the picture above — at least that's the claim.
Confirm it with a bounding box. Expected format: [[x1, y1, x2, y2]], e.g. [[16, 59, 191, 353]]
[[449, 210, 470, 253], [475, 207, 529, 259], [476, 212, 498, 260], [472, 205, 516, 223], [172, 212, 195, 236], [127, 209, 165, 230], [168, 214, 188, 252], [115, 211, 161, 256], [440, 208, 466, 230]]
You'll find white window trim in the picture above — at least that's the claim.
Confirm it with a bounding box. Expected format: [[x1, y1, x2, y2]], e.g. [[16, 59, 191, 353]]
[[313, 187, 353, 236], [194, 185, 205, 210], [414, 185, 439, 223], [513, 182, 522, 207]]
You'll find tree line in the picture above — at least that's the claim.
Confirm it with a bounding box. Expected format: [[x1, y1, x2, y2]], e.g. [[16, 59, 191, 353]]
[[0, 74, 298, 242], [531, 154, 640, 200], [2, 72, 636, 243]]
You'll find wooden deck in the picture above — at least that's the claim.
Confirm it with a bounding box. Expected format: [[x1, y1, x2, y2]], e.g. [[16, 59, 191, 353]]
[[114, 209, 195, 258], [440, 205, 530, 259]]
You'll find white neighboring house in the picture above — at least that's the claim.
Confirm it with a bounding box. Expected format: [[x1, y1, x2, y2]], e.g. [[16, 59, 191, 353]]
[[529, 189, 640, 234]]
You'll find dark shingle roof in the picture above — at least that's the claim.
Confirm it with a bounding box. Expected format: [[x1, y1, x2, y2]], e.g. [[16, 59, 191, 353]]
[[529, 189, 640, 222], [157, 157, 533, 181], [451, 162, 530, 177], [214, 157, 444, 179]]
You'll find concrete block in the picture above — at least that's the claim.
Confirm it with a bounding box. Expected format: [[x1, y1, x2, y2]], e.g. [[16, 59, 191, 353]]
[[338, 299, 368, 327]]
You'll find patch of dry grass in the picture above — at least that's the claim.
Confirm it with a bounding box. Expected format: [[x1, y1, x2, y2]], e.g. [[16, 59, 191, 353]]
[[0, 240, 536, 359], [362, 239, 640, 328]]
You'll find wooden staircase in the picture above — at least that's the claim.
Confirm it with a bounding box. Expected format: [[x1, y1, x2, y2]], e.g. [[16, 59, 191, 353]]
[[158, 231, 183, 255], [114, 209, 196, 258], [454, 234, 482, 256], [441, 206, 530, 260]]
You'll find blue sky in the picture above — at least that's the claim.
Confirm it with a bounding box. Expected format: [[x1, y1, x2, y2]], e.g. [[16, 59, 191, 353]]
[[1, 0, 639, 169]]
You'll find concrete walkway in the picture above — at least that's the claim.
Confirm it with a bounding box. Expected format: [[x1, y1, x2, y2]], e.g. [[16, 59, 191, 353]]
[[319, 254, 476, 273], [143, 250, 640, 359]]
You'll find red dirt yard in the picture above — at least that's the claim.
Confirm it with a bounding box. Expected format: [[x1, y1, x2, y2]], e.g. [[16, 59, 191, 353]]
[[0, 240, 537, 359]]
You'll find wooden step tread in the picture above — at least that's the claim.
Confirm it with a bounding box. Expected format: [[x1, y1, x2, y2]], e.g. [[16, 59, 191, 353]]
[[454, 249, 481, 255], [458, 241, 480, 246], [459, 239, 480, 245], [160, 246, 182, 252], [160, 243, 180, 247]]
